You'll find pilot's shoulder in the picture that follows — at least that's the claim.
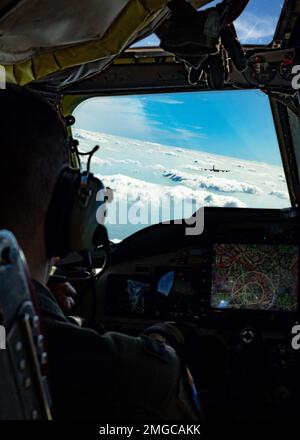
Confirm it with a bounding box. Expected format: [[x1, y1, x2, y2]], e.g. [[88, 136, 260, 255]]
[[104, 331, 179, 367], [141, 335, 174, 364]]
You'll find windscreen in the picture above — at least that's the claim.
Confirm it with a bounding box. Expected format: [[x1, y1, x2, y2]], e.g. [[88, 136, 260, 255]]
[[73, 90, 290, 242]]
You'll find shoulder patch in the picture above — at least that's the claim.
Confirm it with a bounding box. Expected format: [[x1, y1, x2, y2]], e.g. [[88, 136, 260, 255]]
[[141, 336, 172, 364]]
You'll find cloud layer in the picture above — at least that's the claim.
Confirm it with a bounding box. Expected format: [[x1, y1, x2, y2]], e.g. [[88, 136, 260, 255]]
[[163, 169, 261, 195], [74, 128, 290, 240]]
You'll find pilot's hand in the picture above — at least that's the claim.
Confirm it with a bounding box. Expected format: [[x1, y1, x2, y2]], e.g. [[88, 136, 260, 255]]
[[48, 282, 77, 312]]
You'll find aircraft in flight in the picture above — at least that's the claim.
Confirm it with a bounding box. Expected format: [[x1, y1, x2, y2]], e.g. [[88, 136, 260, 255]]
[[201, 164, 231, 173]]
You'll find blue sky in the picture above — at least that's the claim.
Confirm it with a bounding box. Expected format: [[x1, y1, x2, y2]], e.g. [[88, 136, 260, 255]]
[[133, 0, 284, 46], [74, 90, 282, 165], [74, 1, 285, 166]]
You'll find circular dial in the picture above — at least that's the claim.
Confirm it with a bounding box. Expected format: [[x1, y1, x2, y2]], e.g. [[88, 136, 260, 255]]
[[279, 54, 296, 81], [245, 55, 277, 85]]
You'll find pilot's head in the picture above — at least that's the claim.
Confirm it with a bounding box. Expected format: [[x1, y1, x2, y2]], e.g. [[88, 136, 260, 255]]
[[0, 84, 69, 283]]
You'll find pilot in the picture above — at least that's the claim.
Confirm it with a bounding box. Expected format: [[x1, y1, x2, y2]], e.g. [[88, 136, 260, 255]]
[[0, 85, 198, 420]]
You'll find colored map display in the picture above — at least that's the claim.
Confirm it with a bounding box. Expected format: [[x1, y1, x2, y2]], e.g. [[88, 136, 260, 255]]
[[211, 244, 298, 311]]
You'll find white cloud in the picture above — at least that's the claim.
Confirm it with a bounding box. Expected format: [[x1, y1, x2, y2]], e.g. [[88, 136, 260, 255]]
[[149, 164, 165, 171], [161, 151, 179, 157], [109, 158, 141, 165], [80, 154, 111, 167], [99, 173, 246, 212], [159, 99, 184, 105], [74, 97, 153, 140], [235, 12, 277, 42], [73, 128, 290, 221], [142, 96, 184, 105], [269, 190, 289, 200], [163, 169, 262, 195], [74, 90, 212, 155], [185, 164, 202, 171], [173, 128, 206, 139], [74, 96, 195, 146], [110, 238, 122, 244]]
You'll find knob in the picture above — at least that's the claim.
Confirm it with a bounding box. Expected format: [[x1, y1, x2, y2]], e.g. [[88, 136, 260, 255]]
[[240, 327, 255, 345]]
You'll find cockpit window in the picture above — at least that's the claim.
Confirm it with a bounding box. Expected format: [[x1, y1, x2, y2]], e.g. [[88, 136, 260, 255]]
[[73, 90, 290, 242], [132, 0, 283, 48], [233, 0, 283, 44]]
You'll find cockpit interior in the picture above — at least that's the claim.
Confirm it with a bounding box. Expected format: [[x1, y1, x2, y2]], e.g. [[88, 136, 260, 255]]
[[1, 0, 300, 425]]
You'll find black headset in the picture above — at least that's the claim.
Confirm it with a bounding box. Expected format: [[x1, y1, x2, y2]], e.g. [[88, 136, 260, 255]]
[[45, 117, 109, 258]]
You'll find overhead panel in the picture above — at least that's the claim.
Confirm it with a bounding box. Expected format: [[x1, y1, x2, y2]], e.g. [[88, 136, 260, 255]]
[[0, 0, 170, 85]]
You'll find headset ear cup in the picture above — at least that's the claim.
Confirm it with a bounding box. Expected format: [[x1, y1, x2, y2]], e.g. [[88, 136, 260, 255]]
[[68, 174, 106, 252], [45, 167, 80, 258], [45, 167, 108, 258]]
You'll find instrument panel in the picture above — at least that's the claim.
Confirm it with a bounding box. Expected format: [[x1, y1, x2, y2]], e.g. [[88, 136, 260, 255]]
[[104, 241, 299, 322], [94, 209, 300, 420], [99, 208, 300, 325]]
